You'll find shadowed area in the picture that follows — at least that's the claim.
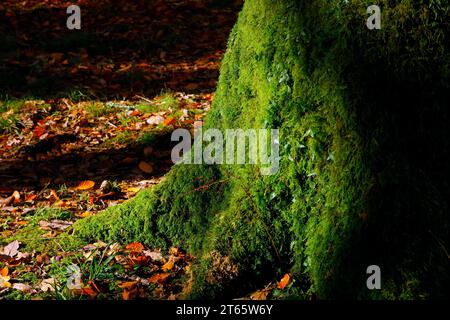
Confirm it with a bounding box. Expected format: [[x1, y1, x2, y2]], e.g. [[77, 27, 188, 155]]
[[0, 0, 242, 99], [0, 132, 176, 191]]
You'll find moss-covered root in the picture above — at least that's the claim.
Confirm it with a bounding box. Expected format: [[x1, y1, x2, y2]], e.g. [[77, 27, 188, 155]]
[[73, 0, 450, 299]]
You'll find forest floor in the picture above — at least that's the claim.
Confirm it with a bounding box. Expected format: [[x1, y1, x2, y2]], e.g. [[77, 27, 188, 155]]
[[0, 0, 289, 300]]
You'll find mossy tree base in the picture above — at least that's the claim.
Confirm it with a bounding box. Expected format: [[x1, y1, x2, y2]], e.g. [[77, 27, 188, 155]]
[[74, 0, 450, 299]]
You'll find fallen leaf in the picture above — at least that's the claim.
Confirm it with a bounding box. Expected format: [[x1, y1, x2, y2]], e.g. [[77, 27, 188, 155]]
[[42, 230, 58, 238], [277, 273, 291, 290], [118, 281, 137, 290], [12, 283, 33, 293], [79, 211, 92, 218], [129, 254, 148, 265], [12, 191, 20, 203], [162, 259, 175, 271], [79, 287, 97, 297], [163, 117, 176, 126], [47, 189, 60, 202], [39, 220, 73, 231], [138, 161, 153, 174], [146, 115, 164, 125], [36, 253, 49, 265], [126, 242, 144, 253], [73, 180, 95, 191], [250, 288, 271, 300], [0, 276, 11, 288], [40, 278, 57, 292], [143, 250, 163, 261], [126, 187, 141, 194], [0, 267, 8, 277], [3, 240, 20, 257], [0, 195, 14, 207], [148, 273, 170, 284], [25, 193, 38, 202]]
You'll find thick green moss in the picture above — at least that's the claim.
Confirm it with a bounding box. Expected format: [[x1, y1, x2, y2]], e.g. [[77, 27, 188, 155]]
[[74, 0, 450, 299]]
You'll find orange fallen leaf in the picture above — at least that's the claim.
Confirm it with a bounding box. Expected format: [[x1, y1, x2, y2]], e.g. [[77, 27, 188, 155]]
[[148, 273, 170, 284], [118, 281, 138, 289], [33, 125, 46, 138], [49, 190, 60, 202], [79, 211, 92, 218], [25, 193, 38, 202], [74, 180, 95, 191], [0, 267, 8, 277], [126, 242, 144, 253], [130, 254, 148, 265], [162, 259, 175, 271], [277, 273, 291, 290], [122, 288, 138, 300], [163, 117, 176, 126], [54, 200, 69, 208], [138, 161, 153, 174]]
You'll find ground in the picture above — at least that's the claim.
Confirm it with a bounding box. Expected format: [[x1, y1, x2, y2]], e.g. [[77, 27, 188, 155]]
[[0, 0, 278, 300]]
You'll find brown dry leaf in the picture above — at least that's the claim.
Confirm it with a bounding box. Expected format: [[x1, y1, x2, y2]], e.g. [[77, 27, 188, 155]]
[[122, 288, 137, 300], [36, 253, 49, 265], [250, 288, 271, 300], [40, 278, 57, 292], [148, 273, 170, 284], [42, 230, 58, 238], [12, 191, 20, 203], [73, 180, 95, 191], [3, 240, 20, 257], [39, 220, 73, 231], [126, 242, 144, 253], [118, 281, 138, 300], [0, 195, 14, 207], [143, 250, 163, 261], [138, 161, 153, 174], [48, 189, 60, 202], [12, 283, 33, 293], [146, 115, 164, 125], [277, 273, 291, 290]]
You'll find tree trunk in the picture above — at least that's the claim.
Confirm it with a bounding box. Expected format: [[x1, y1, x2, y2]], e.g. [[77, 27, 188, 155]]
[[73, 0, 450, 299]]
